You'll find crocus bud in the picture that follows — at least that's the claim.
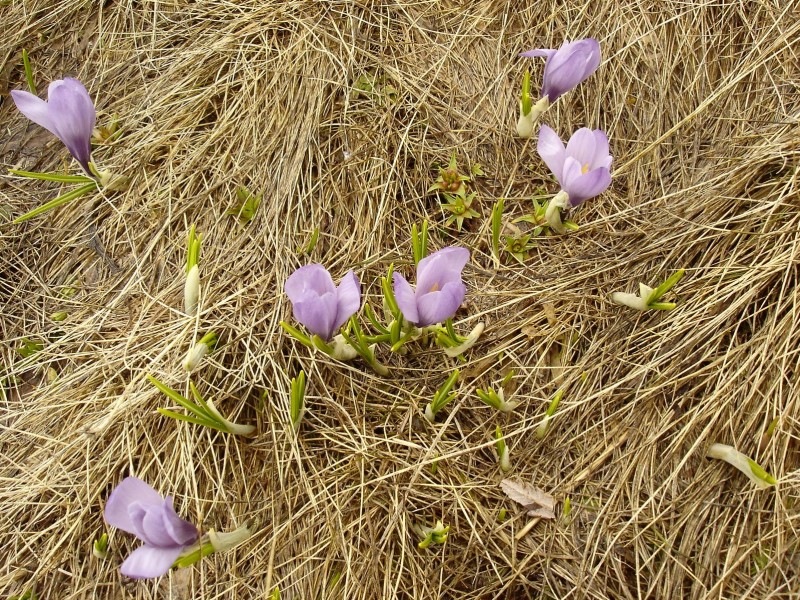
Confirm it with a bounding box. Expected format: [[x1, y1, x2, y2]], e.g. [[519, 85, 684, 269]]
[[184, 264, 200, 315], [284, 265, 361, 341], [393, 247, 469, 327], [11, 78, 96, 174], [520, 38, 601, 102], [104, 477, 198, 579], [707, 443, 777, 489]]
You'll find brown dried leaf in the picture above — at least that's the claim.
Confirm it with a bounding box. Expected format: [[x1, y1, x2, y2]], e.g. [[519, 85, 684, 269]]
[[500, 479, 556, 519]]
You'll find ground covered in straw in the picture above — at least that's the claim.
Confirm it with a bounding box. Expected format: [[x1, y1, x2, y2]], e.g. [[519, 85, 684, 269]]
[[2, 1, 799, 598]]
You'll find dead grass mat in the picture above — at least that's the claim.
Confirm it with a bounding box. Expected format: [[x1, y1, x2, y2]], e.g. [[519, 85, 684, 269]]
[[1, 1, 799, 598]]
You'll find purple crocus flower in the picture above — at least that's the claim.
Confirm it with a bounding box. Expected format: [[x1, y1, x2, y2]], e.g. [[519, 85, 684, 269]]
[[10, 78, 96, 173], [393, 247, 470, 327], [104, 477, 198, 579], [284, 264, 361, 340], [520, 38, 600, 102], [538, 124, 612, 206]]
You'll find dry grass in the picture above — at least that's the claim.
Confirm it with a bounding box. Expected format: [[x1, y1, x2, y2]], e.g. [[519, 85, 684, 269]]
[[1, 0, 800, 598]]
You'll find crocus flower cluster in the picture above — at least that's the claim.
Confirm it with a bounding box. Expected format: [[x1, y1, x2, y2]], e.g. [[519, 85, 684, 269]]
[[283, 247, 472, 367], [515, 38, 612, 232], [11, 77, 96, 174], [104, 477, 198, 579]]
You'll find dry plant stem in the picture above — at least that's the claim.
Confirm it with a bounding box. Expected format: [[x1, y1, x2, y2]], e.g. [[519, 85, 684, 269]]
[[1, 2, 799, 599]]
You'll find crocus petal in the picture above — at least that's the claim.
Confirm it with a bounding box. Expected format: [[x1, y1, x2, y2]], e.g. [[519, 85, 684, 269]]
[[137, 504, 180, 547], [564, 168, 611, 206], [537, 124, 567, 184], [10, 90, 58, 135], [416, 281, 466, 327], [47, 78, 95, 169], [392, 272, 419, 325], [284, 264, 336, 303], [120, 544, 184, 580], [332, 270, 361, 332], [104, 477, 163, 535], [561, 156, 584, 189], [519, 48, 556, 59], [161, 497, 198, 546], [591, 129, 612, 169], [293, 290, 339, 340], [416, 247, 470, 298], [564, 128, 597, 170]]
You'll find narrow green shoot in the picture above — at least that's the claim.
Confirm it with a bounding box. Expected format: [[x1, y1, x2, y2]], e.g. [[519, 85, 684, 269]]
[[280, 321, 313, 348], [536, 389, 563, 439], [491, 198, 504, 266], [411, 220, 429, 266], [13, 182, 97, 223], [8, 169, 94, 184], [22, 49, 36, 94], [495, 425, 511, 472], [297, 227, 320, 255], [186, 225, 202, 273], [149, 375, 255, 436], [290, 370, 306, 431]]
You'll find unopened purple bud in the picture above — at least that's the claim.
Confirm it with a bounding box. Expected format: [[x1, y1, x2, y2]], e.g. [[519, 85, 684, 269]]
[[11, 78, 96, 174], [520, 38, 600, 101]]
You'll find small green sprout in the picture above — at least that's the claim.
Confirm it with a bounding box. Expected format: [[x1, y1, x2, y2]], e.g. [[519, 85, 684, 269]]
[[269, 588, 281, 600], [9, 589, 37, 600], [417, 520, 449, 549], [92, 115, 123, 146], [17, 338, 44, 359], [290, 370, 306, 432], [442, 189, 480, 231], [296, 226, 320, 255], [424, 369, 459, 422], [536, 389, 563, 439], [611, 270, 685, 311], [428, 153, 469, 195], [50, 311, 68, 322], [227, 185, 262, 225], [497, 508, 507, 523], [503, 233, 536, 264], [476, 381, 518, 413], [149, 375, 255, 436], [183, 331, 218, 372], [562, 497, 571, 519], [92, 532, 109, 560]]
